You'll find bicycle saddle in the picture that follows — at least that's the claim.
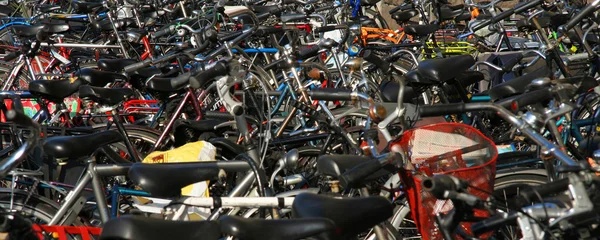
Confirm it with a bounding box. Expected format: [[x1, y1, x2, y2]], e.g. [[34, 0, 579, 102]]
[[97, 59, 138, 72], [77, 68, 127, 87], [220, 216, 336, 240], [71, 0, 103, 14], [37, 4, 61, 13], [408, 55, 475, 84], [360, 0, 381, 6], [43, 130, 123, 159], [348, 16, 378, 27], [392, 9, 419, 23], [28, 78, 84, 102], [11, 23, 70, 38], [439, 5, 469, 21], [146, 72, 191, 92], [403, 24, 439, 37], [487, 66, 551, 101], [281, 14, 307, 23], [100, 215, 220, 240], [128, 162, 220, 198], [79, 85, 133, 106], [292, 193, 393, 238], [317, 155, 394, 183], [379, 79, 417, 103]]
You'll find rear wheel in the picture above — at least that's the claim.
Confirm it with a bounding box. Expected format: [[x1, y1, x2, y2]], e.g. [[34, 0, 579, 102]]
[[0, 190, 62, 224]]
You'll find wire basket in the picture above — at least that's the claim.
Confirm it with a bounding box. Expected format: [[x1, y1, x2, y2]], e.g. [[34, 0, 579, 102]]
[[395, 123, 497, 240], [32, 225, 102, 240]]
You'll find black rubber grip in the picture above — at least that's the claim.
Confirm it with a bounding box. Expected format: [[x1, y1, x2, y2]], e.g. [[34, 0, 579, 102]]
[[256, 26, 284, 35], [515, 178, 570, 207], [189, 61, 229, 89], [314, 25, 347, 33], [3, 52, 18, 62], [471, 19, 491, 31], [471, 212, 518, 236], [308, 88, 353, 101], [564, 3, 599, 30], [298, 45, 320, 60], [204, 111, 234, 120], [363, 50, 390, 73], [152, 26, 174, 39], [514, 0, 542, 14], [501, 54, 524, 72], [388, 4, 406, 14], [283, 0, 296, 4], [5, 110, 35, 127], [257, 12, 270, 21], [422, 175, 467, 200], [124, 59, 151, 73], [491, 9, 514, 23], [339, 159, 384, 188], [419, 103, 473, 117], [510, 87, 552, 111]]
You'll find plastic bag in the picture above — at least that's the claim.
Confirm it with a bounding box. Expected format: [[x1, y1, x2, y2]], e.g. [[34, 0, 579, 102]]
[[142, 141, 217, 197]]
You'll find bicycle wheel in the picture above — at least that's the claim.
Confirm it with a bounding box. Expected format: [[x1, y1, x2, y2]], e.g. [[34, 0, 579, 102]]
[[382, 168, 547, 240], [93, 124, 164, 162], [0, 189, 61, 224]]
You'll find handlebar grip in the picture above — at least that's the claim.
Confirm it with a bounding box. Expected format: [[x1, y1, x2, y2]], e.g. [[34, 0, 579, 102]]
[[491, 9, 514, 23], [257, 12, 271, 21], [314, 25, 338, 33], [564, 2, 599, 31], [514, 0, 542, 14], [510, 87, 552, 111], [515, 178, 570, 207], [308, 88, 353, 101], [3, 52, 18, 62], [282, 0, 296, 4], [422, 175, 468, 200], [419, 103, 468, 117], [204, 111, 234, 120], [314, 25, 347, 33], [189, 61, 229, 89], [5, 110, 36, 128], [363, 50, 390, 73], [471, 212, 518, 236], [501, 54, 524, 72], [123, 59, 152, 73], [471, 19, 491, 31], [388, 4, 405, 14], [339, 159, 384, 188], [152, 26, 174, 39], [298, 45, 320, 60], [256, 26, 284, 35]]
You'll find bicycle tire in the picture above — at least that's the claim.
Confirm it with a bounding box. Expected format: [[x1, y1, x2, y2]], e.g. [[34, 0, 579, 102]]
[[382, 168, 548, 240], [0, 189, 62, 224]]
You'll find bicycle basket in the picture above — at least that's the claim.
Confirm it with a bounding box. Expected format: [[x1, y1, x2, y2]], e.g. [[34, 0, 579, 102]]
[[396, 123, 497, 240]]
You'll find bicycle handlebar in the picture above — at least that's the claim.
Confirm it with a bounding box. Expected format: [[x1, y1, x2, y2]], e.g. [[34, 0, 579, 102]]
[[0, 110, 40, 179], [562, 0, 600, 31], [419, 102, 577, 166]]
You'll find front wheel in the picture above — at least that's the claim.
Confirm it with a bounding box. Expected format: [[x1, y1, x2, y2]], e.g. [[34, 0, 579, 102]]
[[382, 168, 548, 240]]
